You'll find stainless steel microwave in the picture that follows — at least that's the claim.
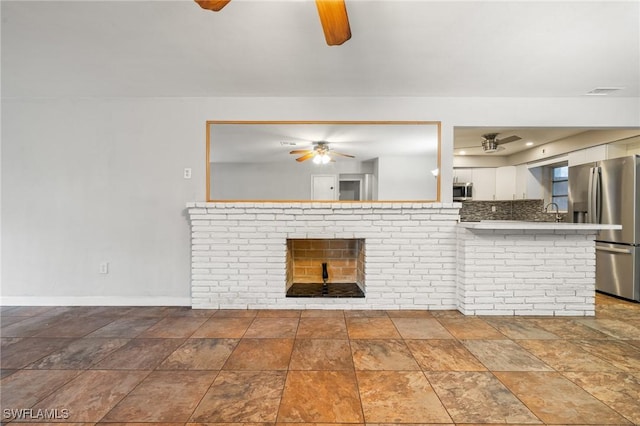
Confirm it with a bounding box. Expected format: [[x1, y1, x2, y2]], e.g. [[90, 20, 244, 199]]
[[453, 182, 473, 201]]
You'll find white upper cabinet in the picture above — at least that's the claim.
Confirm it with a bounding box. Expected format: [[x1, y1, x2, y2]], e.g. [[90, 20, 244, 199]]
[[456, 165, 533, 200], [568, 144, 627, 166], [495, 166, 517, 200], [471, 168, 497, 200], [453, 168, 473, 183]]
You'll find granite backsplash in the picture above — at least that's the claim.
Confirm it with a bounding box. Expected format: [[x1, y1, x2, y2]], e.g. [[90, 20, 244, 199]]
[[459, 199, 567, 222]]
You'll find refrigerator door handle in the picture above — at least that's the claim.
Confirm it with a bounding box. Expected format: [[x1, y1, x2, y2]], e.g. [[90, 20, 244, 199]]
[[596, 246, 632, 254], [588, 166, 602, 224]]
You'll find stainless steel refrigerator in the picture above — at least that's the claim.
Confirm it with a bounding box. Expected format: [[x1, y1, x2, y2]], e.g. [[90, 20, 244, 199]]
[[568, 155, 640, 301]]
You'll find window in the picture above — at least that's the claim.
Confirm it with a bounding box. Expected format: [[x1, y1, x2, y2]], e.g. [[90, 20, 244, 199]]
[[551, 165, 568, 211]]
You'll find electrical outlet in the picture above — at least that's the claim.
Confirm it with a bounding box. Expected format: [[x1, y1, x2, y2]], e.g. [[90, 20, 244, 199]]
[[99, 262, 109, 274], [183, 168, 192, 179], [491, 205, 496, 212]]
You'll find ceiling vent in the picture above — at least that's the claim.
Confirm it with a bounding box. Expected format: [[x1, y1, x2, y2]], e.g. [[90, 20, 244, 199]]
[[585, 87, 624, 96]]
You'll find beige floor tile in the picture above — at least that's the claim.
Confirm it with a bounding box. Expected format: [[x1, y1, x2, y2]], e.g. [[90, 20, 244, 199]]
[[102, 370, 216, 422], [577, 318, 640, 339], [344, 310, 388, 318], [529, 318, 612, 339], [406, 339, 486, 371], [462, 339, 552, 371], [256, 309, 301, 318], [158, 338, 238, 370], [350, 339, 420, 370], [26, 338, 130, 370], [190, 370, 286, 423], [0, 369, 81, 408], [484, 318, 560, 339], [438, 317, 505, 339], [87, 316, 161, 338], [300, 310, 345, 318], [517, 339, 620, 371], [32, 315, 116, 338], [223, 338, 294, 370], [357, 370, 452, 423], [92, 338, 184, 370], [426, 371, 541, 424], [278, 371, 363, 423], [495, 371, 632, 425], [574, 339, 640, 372], [214, 309, 258, 318], [296, 317, 348, 339], [33, 370, 150, 422], [243, 317, 299, 338], [563, 371, 640, 425], [385, 309, 433, 318], [289, 339, 353, 370], [137, 317, 208, 338], [192, 317, 254, 338], [0, 337, 76, 369], [390, 318, 454, 339], [346, 317, 401, 339]]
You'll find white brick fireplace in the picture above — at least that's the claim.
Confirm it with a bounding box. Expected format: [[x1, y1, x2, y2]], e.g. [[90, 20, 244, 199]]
[[187, 202, 460, 310]]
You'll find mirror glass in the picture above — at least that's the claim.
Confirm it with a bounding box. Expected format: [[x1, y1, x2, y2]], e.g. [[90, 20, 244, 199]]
[[207, 121, 440, 201]]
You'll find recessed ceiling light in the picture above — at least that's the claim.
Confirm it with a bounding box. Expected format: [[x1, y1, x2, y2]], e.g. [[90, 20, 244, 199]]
[[280, 141, 297, 146], [585, 87, 625, 96], [525, 142, 534, 146], [459, 150, 466, 155]]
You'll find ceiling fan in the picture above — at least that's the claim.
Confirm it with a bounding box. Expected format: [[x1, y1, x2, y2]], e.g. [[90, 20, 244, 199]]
[[481, 133, 522, 154], [289, 141, 355, 164], [195, 0, 351, 46]]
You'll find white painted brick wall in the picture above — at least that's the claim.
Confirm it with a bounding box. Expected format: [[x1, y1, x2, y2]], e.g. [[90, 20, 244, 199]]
[[457, 227, 597, 316], [188, 202, 460, 310], [188, 202, 599, 315]]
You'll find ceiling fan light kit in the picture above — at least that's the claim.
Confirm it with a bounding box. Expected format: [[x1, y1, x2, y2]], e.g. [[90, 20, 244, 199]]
[[482, 139, 499, 153], [290, 141, 355, 164], [195, 0, 351, 46], [480, 133, 522, 154]]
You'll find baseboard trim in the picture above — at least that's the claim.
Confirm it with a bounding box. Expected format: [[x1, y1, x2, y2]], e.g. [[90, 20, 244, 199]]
[[0, 296, 191, 306]]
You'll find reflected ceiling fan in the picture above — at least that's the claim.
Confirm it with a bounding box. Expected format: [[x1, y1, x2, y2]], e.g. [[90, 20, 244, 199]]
[[289, 142, 355, 164], [195, 0, 351, 46], [481, 133, 522, 154]]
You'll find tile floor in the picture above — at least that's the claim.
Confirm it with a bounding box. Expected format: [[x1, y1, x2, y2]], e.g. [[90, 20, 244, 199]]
[[1, 293, 640, 425]]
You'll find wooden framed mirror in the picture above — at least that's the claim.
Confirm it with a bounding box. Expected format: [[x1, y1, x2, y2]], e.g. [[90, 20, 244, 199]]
[[207, 120, 441, 202]]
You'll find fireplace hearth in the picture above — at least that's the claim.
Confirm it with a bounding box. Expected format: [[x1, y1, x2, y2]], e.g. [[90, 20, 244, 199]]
[[286, 282, 365, 298]]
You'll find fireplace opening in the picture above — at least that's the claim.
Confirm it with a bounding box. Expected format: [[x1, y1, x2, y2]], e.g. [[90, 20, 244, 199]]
[[285, 238, 365, 298]]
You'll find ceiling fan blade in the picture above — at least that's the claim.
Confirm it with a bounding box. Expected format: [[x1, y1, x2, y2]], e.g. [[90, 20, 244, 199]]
[[315, 0, 352, 46], [331, 151, 355, 158], [498, 135, 522, 144], [195, 0, 231, 11], [289, 149, 313, 154], [296, 152, 316, 162]]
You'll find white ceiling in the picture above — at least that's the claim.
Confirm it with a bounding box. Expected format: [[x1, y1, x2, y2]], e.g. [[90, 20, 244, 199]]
[[2, 0, 639, 157], [210, 121, 439, 162], [2, 0, 638, 99]]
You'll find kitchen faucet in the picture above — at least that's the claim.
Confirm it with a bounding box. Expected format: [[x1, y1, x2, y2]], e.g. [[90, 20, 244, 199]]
[[544, 202, 562, 222]]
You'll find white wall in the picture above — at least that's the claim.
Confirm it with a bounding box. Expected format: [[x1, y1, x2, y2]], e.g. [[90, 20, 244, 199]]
[[211, 159, 368, 200], [377, 155, 436, 200], [2, 96, 639, 304]]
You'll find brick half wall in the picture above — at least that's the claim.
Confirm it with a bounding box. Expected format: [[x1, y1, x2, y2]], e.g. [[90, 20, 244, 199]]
[[457, 227, 597, 316], [187, 202, 461, 310]]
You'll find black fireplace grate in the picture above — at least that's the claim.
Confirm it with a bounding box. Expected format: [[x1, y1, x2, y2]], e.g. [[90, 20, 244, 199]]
[[286, 283, 365, 298]]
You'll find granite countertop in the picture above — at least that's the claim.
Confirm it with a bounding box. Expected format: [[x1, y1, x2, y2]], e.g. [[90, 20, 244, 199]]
[[459, 220, 622, 230]]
